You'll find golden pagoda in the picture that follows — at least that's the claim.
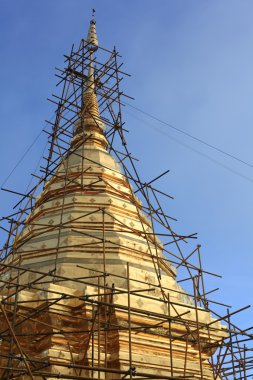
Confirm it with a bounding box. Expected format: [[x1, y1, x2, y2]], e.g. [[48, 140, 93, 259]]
[[1, 17, 247, 380]]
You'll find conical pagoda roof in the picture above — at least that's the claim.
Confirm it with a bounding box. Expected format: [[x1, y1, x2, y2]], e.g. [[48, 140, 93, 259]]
[[7, 56, 183, 301]]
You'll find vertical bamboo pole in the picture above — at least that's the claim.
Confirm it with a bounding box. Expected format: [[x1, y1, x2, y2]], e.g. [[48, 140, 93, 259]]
[[167, 293, 173, 376], [193, 276, 204, 379], [127, 263, 133, 379], [102, 208, 108, 371]]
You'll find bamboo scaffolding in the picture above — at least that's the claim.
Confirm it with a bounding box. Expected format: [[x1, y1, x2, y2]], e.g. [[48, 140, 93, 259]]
[[0, 31, 252, 380]]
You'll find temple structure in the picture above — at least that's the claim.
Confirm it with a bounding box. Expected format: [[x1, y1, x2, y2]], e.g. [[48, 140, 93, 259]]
[[1, 17, 250, 380]]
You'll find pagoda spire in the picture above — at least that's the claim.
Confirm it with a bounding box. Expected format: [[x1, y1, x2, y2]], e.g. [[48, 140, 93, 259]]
[[81, 57, 103, 130], [72, 16, 107, 149]]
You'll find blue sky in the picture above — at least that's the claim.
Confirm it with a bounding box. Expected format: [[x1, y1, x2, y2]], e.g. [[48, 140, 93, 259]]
[[0, 0, 253, 327]]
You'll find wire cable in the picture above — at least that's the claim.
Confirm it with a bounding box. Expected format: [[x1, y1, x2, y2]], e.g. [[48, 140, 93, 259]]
[[0, 113, 56, 188], [125, 109, 253, 183], [125, 102, 253, 169], [0, 130, 44, 188]]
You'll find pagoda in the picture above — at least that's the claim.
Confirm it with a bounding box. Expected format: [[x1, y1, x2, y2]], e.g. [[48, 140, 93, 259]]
[[0, 16, 243, 380]]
